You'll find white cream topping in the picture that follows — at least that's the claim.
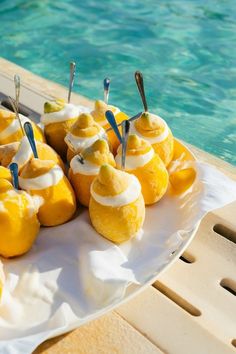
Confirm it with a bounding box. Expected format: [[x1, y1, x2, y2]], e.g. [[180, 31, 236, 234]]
[[65, 128, 106, 153], [70, 155, 100, 176], [131, 114, 169, 144], [26, 194, 44, 216], [91, 174, 141, 207], [10, 136, 32, 170], [41, 104, 90, 126], [19, 192, 44, 217], [168, 156, 195, 175], [1, 189, 43, 217], [94, 106, 120, 127], [19, 165, 64, 191], [115, 147, 154, 170], [0, 114, 31, 140]]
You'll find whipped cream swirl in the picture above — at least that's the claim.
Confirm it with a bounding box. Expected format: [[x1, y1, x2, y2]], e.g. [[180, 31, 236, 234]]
[[65, 128, 106, 153], [70, 156, 101, 176], [41, 104, 90, 126], [2, 189, 43, 217], [91, 174, 141, 207], [115, 148, 154, 170], [0, 115, 31, 140], [131, 114, 169, 144], [10, 136, 32, 170], [19, 165, 64, 190]]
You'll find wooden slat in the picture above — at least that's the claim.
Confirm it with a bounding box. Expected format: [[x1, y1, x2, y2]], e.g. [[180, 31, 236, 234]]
[[117, 287, 235, 354], [33, 312, 162, 354], [116, 198, 236, 354]]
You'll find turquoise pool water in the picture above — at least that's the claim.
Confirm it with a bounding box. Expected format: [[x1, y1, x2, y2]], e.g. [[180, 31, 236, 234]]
[[1, 0, 236, 165]]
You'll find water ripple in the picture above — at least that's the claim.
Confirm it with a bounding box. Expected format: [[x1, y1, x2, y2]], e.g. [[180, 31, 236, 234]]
[[0, 0, 236, 165]]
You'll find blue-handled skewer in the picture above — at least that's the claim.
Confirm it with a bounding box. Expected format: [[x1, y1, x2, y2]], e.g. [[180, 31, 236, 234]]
[[105, 111, 142, 133], [9, 163, 19, 190], [105, 110, 122, 143], [24, 122, 38, 158]]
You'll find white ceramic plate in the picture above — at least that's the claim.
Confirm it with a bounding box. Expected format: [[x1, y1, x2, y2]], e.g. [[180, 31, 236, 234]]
[[0, 139, 200, 351]]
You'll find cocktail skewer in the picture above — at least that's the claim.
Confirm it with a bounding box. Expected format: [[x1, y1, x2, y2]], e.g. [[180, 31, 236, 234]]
[[134, 71, 148, 112], [121, 120, 130, 170], [103, 78, 110, 105], [7, 75, 25, 135], [105, 110, 122, 143], [8, 96, 25, 135], [24, 122, 38, 158], [14, 74, 20, 112], [68, 61, 76, 104], [9, 162, 19, 189]]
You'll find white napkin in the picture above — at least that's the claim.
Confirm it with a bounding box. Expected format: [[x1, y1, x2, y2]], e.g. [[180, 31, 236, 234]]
[[0, 161, 235, 354]]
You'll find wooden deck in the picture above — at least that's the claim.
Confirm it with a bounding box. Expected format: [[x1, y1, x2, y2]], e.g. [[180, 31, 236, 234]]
[[0, 58, 235, 354]]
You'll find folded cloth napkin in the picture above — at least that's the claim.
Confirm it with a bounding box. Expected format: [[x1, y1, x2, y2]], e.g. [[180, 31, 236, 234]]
[[0, 161, 235, 354]]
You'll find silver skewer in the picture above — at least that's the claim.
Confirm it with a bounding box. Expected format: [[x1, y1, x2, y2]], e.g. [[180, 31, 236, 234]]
[[13, 74, 24, 134], [134, 71, 148, 112], [105, 111, 142, 133], [121, 120, 130, 170], [103, 78, 110, 104], [8, 95, 25, 135], [14, 74, 20, 112], [68, 61, 76, 103]]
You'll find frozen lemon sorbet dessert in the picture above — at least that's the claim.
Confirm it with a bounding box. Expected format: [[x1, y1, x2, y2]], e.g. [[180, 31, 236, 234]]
[[0, 141, 19, 167], [19, 158, 76, 226], [69, 139, 116, 207], [0, 178, 40, 258], [0, 136, 65, 172], [116, 135, 169, 205], [89, 165, 145, 243], [65, 113, 106, 162], [131, 112, 174, 166], [41, 98, 86, 159], [168, 139, 196, 195], [0, 109, 45, 145], [91, 100, 128, 152], [0, 166, 11, 182]]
